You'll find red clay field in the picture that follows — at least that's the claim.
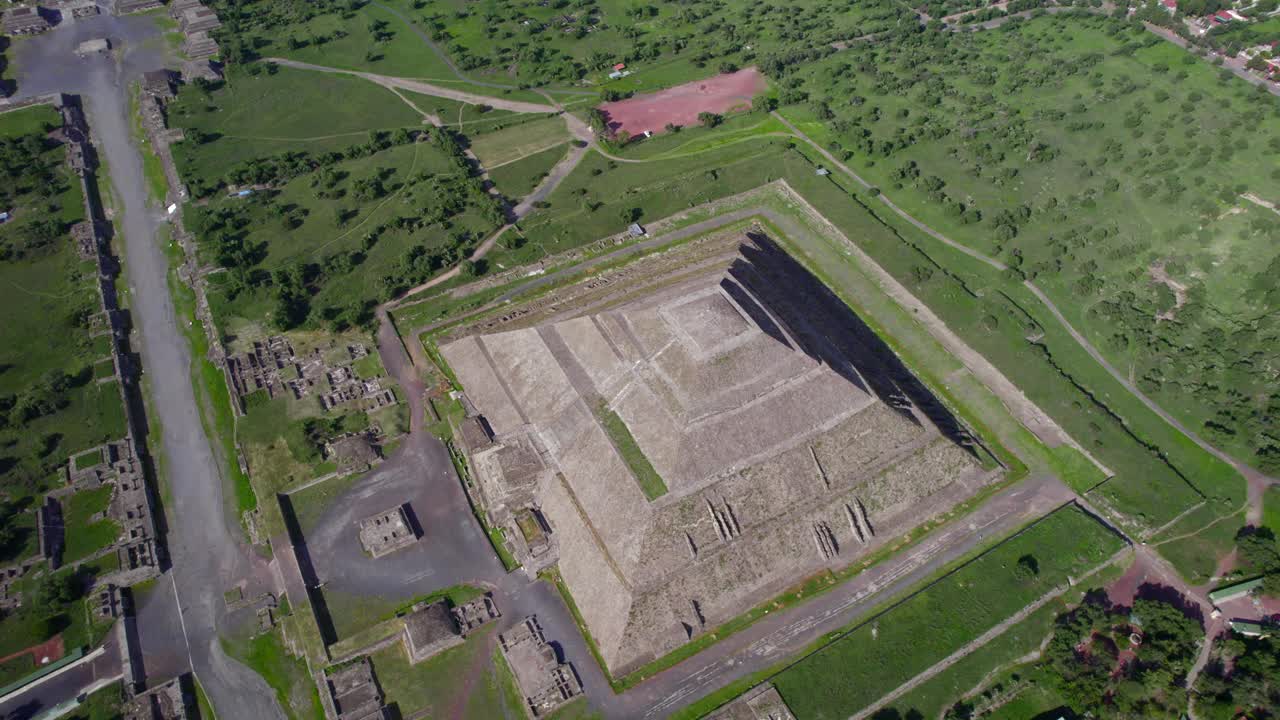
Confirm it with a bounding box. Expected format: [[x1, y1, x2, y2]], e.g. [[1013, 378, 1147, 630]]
[[598, 67, 768, 138]]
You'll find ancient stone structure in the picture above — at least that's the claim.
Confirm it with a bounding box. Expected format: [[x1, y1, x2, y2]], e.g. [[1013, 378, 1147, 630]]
[[122, 674, 192, 720], [74, 38, 110, 57], [71, 221, 96, 259], [181, 58, 223, 83], [325, 433, 380, 473], [59, 0, 99, 19], [705, 684, 796, 720], [227, 337, 395, 414], [103, 0, 164, 15], [451, 594, 501, 634], [357, 505, 418, 558], [181, 31, 219, 60], [141, 69, 176, 99], [325, 660, 388, 720], [177, 4, 220, 33], [401, 600, 463, 664], [499, 616, 582, 717], [443, 228, 998, 675], [2, 6, 50, 36]]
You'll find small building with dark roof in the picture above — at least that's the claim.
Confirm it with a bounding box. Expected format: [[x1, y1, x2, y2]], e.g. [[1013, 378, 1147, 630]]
[[402, 600, 463, 663], [142, 70, 176, 99], [459, 416, 495, 453], [326, 659, 388, 720]]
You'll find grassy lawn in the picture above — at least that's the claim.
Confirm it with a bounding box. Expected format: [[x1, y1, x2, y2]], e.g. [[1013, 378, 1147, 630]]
[[0, 555, 119, 658], [168, 65, 425, 192], [494, 139, 797, 267], [64, 680, 124, 720], [469, 115, 570, 168], [222, 630, 322, 720], [284, 473, 365, 537], [0, 653, 35, 687], [593, 403, 666, 500], [368, 623, 523, 718], [239, 1, 458, 80], [1264, 485, 1280, 536], [376, 0, 903, 88], [320, 584, 482, 645], [772, 505, 1126, 720], [1154, 508, 1247, 584], [879, 559, 1130, 719], [488, 142, 567, 201], [61, 485, 120, 564]]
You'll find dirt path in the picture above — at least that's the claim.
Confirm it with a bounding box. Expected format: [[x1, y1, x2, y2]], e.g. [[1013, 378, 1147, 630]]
[[266, 59, 595, 306], [264, 58, 558, 114]]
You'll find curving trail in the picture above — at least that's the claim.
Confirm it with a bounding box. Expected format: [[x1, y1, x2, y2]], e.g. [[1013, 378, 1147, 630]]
[[772, 111, 1278, 500]]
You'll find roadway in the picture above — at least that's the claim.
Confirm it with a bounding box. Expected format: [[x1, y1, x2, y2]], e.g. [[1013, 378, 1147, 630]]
[[8, 14, 285, 720]]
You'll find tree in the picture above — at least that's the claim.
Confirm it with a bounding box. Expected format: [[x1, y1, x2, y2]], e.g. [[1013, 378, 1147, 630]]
[[1236, 526, 1280, 573], [586, 108, 608, 133], [752, 95, 776, 113], [697, 111, 722, 128], [1014, 554, 1040, 581]]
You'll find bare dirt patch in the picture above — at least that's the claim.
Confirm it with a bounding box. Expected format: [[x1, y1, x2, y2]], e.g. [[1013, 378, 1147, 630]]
[[1148, 260, 1188, 322], [598, 68, 767, 138]]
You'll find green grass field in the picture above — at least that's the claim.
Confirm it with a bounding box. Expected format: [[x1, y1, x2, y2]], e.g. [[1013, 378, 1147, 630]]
[[469, 115, 570, 167], [877, 559, 1129, 719], [488, 142, 567, 201], [368, 624, 523, 718], [168, 65, 425, 191], [0, 554, 119, 659], [63, 680, 124, 720], [61, 485, 119, 564], [223, 630, 322, 720], [772, 505, 1126, 719], [319, 584, 482, 644]]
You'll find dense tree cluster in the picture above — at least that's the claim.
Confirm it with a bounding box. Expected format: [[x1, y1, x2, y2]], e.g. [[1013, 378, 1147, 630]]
[[1233, 526, 1280, 597], [0, 130, 73, 260], [1042, 593, 1201, 717], [212, 0, 913, 86], [1196, 631, 1280, 717]]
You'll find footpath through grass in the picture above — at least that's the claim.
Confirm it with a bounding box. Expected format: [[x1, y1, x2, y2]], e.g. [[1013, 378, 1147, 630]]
[[772, 504, 1126, 720]]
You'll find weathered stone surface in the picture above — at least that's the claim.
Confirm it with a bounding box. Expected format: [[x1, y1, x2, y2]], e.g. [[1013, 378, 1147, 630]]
[[444, 229, 996, 674]]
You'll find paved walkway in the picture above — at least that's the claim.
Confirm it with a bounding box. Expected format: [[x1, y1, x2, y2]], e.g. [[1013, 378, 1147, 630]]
[[10, 14, 286, 719], [264, 58, 558, 113]]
